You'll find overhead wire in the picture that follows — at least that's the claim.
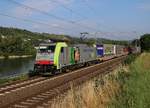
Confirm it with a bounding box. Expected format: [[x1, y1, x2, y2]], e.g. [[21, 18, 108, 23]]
[[50, 0, 107, 31], [7, 0, 75, 23], [82, 0, 139, 39], [49, 0, 87, 20], [0, 12, 74, 31], [82, 0, 124, 38], [7, 0, 101, 32], [49, 0, 112, 39]]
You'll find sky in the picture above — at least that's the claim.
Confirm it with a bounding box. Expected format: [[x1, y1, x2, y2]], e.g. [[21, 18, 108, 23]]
[[0, 0, 150, 40]]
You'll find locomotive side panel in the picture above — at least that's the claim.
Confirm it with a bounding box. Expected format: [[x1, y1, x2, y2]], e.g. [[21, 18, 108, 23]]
[[78, 46, 97, 63], [59, 47, 74, 68]]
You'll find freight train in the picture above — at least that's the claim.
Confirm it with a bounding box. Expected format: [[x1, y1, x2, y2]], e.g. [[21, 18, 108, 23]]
[[31, 42, 129, 75]]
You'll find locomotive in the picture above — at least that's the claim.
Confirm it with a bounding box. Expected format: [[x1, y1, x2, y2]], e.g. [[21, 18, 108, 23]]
[[31, 42, 128, 75]]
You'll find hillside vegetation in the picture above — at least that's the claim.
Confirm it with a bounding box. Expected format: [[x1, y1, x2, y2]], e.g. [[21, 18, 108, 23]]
[[0, 27, 68, 57], [1, 27, 149, 57], [0, 36, 36, 57], [0, 26, 128, 57]]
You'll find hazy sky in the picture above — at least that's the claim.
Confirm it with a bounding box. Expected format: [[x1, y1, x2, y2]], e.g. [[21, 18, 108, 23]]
[[0, 0, 150, 40]]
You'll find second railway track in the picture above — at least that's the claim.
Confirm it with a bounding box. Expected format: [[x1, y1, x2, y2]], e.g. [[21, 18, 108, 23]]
[[0, 55, 127, 108]]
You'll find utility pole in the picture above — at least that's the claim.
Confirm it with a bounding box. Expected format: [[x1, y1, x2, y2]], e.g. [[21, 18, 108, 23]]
[[94, 32, 102, 44]]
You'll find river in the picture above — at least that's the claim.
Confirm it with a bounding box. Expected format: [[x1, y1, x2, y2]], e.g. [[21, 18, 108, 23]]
[[0, 57, 35, 78]]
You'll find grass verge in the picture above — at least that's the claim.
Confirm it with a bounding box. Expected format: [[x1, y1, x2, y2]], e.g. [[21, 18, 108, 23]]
[[48, 53, 150, 108], [0, 74, 29, 85], [48, 64, 125, 108], [110, 53, 150, 108]]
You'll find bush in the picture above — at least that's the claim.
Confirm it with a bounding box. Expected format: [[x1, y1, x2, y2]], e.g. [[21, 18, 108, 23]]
[[140, 34, 150, 52], [0, 36, 36, 56], [124, 54, 138, 65]]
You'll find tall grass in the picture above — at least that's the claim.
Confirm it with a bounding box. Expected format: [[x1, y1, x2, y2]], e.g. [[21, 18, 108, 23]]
[[123, 54, 138, 65], [48, 53, 150, 108], [111, 53, 150, 108], [48, 66, 124, 108]]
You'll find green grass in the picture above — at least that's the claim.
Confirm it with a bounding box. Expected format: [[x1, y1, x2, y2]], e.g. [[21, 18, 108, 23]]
[[110, 53, 150, 108], [47, 53, 150, 108], [123, 54, 139, 65], [0, 74, 29, 85]]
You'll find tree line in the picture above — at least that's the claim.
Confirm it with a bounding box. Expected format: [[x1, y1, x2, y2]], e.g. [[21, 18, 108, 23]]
[[0, 36, 36, 57], [0, 27, 67, 57], [140, 34, 150, 52], [1, 26, 149, 57]]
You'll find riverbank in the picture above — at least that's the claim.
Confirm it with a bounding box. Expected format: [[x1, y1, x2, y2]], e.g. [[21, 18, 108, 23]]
[[0, 55, 33, 59], [0, 74, 29, 85]]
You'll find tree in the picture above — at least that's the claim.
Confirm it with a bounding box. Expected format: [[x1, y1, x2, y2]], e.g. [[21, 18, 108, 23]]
[[131, 39, 140, 46], [140, 34, 150, 52]]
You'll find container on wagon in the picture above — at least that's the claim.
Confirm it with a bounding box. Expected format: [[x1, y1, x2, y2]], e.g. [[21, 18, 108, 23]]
[[96, 44, 104, 57]]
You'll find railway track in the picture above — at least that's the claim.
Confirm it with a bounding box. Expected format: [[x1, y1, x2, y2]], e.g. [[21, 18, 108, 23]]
[[0, 55, 127, 108], [0, 77, 46, 94]]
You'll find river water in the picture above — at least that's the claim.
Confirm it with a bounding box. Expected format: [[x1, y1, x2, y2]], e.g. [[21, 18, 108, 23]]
[[0, 57, 35, 78]]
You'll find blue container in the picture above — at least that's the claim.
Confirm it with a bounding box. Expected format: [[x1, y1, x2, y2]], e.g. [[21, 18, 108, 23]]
[[96, 44, 104, 57]]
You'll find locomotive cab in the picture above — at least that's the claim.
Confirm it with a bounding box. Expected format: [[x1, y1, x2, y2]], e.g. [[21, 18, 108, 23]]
[[34, 43, 56, 74], [33, 42, 68, 74]]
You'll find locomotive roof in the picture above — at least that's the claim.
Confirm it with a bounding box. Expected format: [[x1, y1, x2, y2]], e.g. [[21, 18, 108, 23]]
[[39, 43, 56, 46]]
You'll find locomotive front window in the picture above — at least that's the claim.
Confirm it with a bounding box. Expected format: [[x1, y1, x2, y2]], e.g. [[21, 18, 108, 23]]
[[47, 45, 56, 53], [39, 48, 47, 53], [38, 45, 56, 53]]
